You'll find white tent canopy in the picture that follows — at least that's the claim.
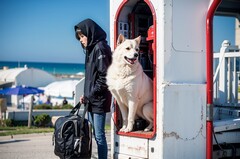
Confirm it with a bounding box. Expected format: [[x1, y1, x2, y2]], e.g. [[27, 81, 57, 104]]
[[0, 67, 56, 87], [43, 80, 79, 98]]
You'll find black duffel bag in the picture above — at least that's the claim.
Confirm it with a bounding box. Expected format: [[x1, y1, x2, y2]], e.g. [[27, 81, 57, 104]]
[[53, 102, 92, 159]]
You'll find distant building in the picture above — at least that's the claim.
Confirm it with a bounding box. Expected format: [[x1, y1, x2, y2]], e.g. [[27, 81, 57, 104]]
[[0, 66, 56, 107], [236, 19, 240, 46]]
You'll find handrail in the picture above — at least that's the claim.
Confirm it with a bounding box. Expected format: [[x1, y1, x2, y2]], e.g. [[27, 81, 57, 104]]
[[206, 0, 222, 159], [213, 51, 240, 83], [213, 51, 226, 83]]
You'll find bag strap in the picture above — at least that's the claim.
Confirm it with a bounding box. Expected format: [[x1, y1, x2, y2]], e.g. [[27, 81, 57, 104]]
[[70, 102, 88, 115], [82, 102, 88, 118], [80, 102, 89, 133], [69, 102, 81, 115], [70, 101, 89, 126]]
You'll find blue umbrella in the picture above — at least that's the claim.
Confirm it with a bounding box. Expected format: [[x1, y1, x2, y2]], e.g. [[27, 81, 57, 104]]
[[0, 85, 44, 95], [0, 85, 44, 110]]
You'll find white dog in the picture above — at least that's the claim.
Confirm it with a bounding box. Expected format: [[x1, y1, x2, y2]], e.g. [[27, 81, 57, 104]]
[[106, 34, 153, 132]]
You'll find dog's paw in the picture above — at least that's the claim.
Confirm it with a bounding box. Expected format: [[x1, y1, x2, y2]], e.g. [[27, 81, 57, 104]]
[[144, 124, 153, 132], [119, 125, 133, 132], [144, 128, 151, 132], [119, 127, 132, 133], [123, 124, 134, 132], [123, 127, 133, 132], [119, 125, 127, 132]]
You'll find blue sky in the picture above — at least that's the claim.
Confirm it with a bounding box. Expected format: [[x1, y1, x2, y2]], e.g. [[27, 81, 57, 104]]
[[214, 16, 236, 51], [0, 0, 109, 64], [0, 0, 236, 64]]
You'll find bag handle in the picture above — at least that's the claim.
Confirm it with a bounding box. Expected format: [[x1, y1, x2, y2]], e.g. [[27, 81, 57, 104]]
[[70, 102, 81, 115], [70, 102, 89, 118]]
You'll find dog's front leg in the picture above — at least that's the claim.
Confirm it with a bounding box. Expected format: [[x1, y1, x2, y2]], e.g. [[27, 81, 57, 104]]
[[111, 90, 129, 132], [124, 100, 138, 132], [118, 105, 128, 132]]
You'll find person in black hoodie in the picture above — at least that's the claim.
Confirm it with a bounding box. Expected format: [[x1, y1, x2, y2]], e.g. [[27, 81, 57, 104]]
[[75, 18, 112, 159]]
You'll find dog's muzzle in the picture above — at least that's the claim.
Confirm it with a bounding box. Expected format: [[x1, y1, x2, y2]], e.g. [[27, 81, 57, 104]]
[[124, 53, 138, 65]]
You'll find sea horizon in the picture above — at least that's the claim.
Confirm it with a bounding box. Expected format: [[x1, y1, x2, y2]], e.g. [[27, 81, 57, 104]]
[[0, 61, 85, 75]]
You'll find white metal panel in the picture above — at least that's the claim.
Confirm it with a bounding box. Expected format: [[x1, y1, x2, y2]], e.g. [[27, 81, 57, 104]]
[[163, 84, 206, 159], [148, 135, 161, 159], [154, 0, 165, 157], [114, 135, 149, 158], [74, 77, 84, 105], [164, 52, 206, 83], [172, 0, 209, 52], [162, 0, 207, 83]]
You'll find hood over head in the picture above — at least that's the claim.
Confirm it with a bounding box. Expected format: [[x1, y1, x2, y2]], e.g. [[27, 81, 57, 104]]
[[74, 18, 106, 49]]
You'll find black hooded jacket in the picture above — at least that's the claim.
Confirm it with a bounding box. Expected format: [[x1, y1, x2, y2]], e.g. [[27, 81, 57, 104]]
[[75, 19, 112, 113]]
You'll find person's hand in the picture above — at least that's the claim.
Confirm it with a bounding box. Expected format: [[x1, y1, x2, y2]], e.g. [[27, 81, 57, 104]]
[[79, 95, 85, 104]]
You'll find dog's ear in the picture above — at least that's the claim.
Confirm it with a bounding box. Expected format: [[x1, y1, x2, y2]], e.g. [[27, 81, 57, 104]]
[[135, 36, 141, 46], [117, 34, 125, 46]]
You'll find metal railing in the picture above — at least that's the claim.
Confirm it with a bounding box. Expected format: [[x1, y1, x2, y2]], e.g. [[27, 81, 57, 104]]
[[213, 40, 240, 106]]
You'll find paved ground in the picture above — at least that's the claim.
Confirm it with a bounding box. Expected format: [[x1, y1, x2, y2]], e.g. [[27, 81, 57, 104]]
[[0, 131, 111, 159]]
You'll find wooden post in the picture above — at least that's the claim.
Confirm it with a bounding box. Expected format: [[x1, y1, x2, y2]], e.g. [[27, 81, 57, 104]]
[[0, 98, 7, 120], [28, 95, 34, 128]]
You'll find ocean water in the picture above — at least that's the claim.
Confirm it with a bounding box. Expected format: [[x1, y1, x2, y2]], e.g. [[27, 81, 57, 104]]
[[0, 61, 85, 75]]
